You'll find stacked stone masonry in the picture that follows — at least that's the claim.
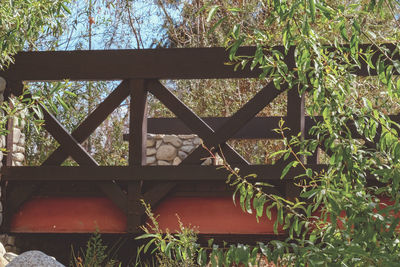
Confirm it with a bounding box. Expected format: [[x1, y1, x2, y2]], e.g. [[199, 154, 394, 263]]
[[146, 134, 215, 165]]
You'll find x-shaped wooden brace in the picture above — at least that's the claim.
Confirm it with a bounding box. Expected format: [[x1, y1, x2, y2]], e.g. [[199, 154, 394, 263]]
[[5, 81, 131, 217], [5, 80, 170, 233], [144, 79, 289, 204]]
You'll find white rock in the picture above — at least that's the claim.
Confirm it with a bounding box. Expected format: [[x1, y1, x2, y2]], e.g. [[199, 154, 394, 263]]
[[18, 133, 25, 146], [146, 139, 155, 147], [0, 256, 8, 267], [146, 156, 156, 164], [6, 250, 65, 267], [163, 135, 182, 147], [147, 133, 156, 139], [157, 160, 170, 165], [193, 137, 202, 145], [182, 140, 193, 146], [3, 252, 17, 262], [0, 152, 3, 162], [12, 153, 24, 162], [172, 157, 181, 165], [146, 148, 156, 156], [0, 77, 6, 93], [156, 145, 177, 161], [0, 136, 5, 147], [180, 134, 197, 139], [0, 243, 6, 257], [12, 128, 21, 144], [178, 151, 187, 160], [12, 161, 22, 167], [12, 145, 25, 154], [181, 145, 195, 153]]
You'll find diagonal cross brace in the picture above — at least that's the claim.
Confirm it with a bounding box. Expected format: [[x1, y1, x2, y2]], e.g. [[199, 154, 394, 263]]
[[146, 80, 248, 165], [6, 81, 130, 214], [39, 106, 128, 213], [43, 80, 131, 165], [183, 80, 288, 164]]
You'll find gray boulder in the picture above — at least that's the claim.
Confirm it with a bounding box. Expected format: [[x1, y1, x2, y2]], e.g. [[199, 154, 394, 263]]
[[6, 250, 64, 267]]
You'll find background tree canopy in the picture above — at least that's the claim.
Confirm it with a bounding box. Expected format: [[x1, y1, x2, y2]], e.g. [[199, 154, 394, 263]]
[[0, 0, 70, 69]]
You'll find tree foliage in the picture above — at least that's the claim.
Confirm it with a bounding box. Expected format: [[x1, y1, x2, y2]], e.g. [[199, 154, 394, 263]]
[[137, 0, 400, 266], [0, 0, 70, 69]]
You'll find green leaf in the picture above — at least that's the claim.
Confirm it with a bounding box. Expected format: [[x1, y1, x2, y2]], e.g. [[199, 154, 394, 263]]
[[281, 161, 296, 179], [255, 195, 267, 219], [135, 233, 158, 240], [207, 17, 227, 36], [207, 5, 219, 22], [308, 0, 316, 22], [306, 168, 313, 178]]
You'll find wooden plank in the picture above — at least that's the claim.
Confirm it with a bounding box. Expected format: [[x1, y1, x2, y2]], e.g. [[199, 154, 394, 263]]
[[147, 80, 248, 164], [183, 79, 287, 164], [129, 79, 148, 166], [127, 79, 147, 233], [124, 117, 283, 139], [2, 165, 328, 181], [283, 88, 305, 198], [43, 80, 130, 165], [0, 44, 397, 82], [0, 47, 262, 82], [2, 81, 26, 231], [5, 115, 14, 167]]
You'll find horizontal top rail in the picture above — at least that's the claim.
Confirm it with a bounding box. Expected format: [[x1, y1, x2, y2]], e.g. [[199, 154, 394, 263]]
[[2, 165, 327, 181], [0, 43, 397, 82]]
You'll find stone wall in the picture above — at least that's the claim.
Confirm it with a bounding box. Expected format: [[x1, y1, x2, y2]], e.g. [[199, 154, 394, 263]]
[[10, 114, 25, 167], [0, 77, 5, 171], [146, 134, 213, 165]]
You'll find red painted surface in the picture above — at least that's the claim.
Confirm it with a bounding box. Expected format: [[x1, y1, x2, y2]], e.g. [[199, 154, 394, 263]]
[[10, 196, 282, 234], [10, 197, 127, 233], [153, 197, 282, 234]]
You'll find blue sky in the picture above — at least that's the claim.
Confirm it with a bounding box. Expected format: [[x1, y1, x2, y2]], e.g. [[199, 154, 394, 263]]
[[52, 0, 182, 51]]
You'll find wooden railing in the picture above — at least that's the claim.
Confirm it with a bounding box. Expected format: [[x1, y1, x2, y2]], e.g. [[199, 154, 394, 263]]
[[0, 44, 397, 233]]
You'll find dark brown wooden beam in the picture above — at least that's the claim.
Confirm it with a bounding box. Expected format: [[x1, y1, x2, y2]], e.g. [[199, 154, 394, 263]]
[[128, 79, 147, 233], [124, 115, 400, 140], [283, 88, 305, 198], [129, 117, 283, 139], [2, 165, 328, 181], [129, 79, 148, 166], [1, 44, 397, 83], [0, 47, 261, 82]]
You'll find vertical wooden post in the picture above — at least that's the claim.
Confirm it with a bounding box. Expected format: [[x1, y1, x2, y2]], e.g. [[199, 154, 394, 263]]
[[127, 79, 147, 233], [1, 80, 23, 232], [285, 87, 305, 199], [308, 148, 320, 164]]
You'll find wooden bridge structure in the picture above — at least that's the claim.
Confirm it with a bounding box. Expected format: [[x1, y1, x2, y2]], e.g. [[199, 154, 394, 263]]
[[0, 44, 396, 236]]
